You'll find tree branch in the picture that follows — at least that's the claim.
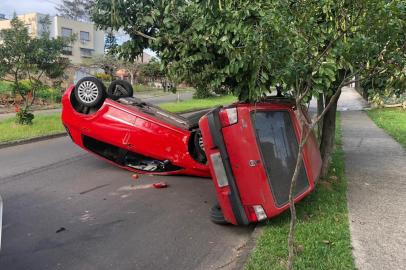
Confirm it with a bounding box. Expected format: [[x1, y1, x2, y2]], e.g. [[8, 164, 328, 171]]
[[132, 30, 156, 40]]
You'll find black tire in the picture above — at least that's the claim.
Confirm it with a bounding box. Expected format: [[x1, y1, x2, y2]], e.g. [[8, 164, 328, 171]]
[[74, 77, 106, 107], [107, 80, 134, 100], [194, 130, 207, 163], [210, 203, 228, 225]]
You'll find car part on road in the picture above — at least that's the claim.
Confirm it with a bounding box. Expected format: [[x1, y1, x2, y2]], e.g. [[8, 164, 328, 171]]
[[153, 182, 168, 189], [199, 98, 322, 225], [107, 80, 134, 100]]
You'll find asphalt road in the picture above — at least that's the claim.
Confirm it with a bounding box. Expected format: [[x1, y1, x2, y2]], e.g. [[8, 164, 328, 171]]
[[0, 137, 254, 270]]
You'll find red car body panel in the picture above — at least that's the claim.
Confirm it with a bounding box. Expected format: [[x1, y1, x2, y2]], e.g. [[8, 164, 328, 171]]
[[61, 85, 210, 177], [199, 101, 322, 225]]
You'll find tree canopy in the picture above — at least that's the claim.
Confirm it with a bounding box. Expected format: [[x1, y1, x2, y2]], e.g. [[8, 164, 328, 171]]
[[0, 16, 70, 123], [56, 0, 94, 21], [91, 0, 406, 101]]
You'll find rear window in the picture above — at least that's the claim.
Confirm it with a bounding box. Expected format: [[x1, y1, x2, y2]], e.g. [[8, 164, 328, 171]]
[[251, 111, 309, 207]]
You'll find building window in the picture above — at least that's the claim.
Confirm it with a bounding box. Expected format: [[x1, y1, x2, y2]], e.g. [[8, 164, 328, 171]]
[[80, 31, 90, 42], [61, 27, 73, 38], [80, 48, 93, 58], [62, 46, 73, 56]]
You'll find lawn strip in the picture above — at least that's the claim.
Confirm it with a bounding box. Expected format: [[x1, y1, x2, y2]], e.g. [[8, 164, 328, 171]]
[[366, 108, 406, 149], [245, 114, 356, 270]]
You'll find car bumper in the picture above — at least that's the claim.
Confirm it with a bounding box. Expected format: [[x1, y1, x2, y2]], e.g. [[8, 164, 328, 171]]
[[205, 108, 249, 225]]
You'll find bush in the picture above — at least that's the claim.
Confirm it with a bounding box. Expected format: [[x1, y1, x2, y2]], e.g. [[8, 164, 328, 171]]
[[95, 73, 113, 82], [15, 107, 34, 125], [12, 79, 32, 97], [12, 80, 61, 103], [193, 86, 213, 99], [368, 89, 406, 108], [37, 86, 62, 103]]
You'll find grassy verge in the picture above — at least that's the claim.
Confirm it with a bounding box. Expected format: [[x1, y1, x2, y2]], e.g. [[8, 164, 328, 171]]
[[160, 95, 237, 113], [366, 108, 406, 149], [245, 114, 355, 270], [0, 114, 65, 143]]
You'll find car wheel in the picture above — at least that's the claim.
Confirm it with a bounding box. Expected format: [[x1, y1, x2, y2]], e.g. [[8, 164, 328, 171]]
[[74, 77, 106, 107], [194, 130, 207, 163], [107, 80, 134, 100], [210, 203, 228, 225]]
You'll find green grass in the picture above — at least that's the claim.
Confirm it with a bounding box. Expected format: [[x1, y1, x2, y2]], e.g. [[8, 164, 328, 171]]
[[245, 114, 355, 270], [0, 114, 65, 143], [367, 108, 406, 149], [160, 95, 237, 113], [0, 81, 11, 94]]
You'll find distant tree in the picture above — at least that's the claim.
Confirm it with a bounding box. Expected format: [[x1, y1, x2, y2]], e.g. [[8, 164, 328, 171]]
[[104, 31, 118, 55], [120, 60, 140, 85], [83, 54, 120, 80], [56, 0, 94, 21], [0, 16, 70, 124], [140, 59, 164, 83]]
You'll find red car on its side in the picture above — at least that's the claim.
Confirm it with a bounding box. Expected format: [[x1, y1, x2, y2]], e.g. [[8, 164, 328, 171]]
[[62, 77, 210, 177], [199, 99, 322, 225]]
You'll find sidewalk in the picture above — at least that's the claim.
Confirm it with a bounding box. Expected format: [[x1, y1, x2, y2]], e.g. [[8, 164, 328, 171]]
[[341, 88, 406, 269]]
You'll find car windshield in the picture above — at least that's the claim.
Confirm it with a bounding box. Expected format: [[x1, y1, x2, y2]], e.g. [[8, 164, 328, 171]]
[[251, 110, 309, 206]]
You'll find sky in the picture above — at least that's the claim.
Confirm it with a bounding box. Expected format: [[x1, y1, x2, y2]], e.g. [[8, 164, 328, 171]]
[[1, 0, 59, 18]]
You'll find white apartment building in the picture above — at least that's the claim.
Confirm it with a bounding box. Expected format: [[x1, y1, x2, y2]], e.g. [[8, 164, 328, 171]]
[[0, 13, 105, 64]]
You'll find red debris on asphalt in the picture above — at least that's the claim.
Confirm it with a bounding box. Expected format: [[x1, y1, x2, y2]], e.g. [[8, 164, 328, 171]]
[[131, 174, 139, 180], [153, 182, 168, 189]]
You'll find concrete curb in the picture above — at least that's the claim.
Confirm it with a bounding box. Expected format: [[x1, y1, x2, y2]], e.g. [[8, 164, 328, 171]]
[[234, 224, 266, 269], [0, 132, 67, 150]]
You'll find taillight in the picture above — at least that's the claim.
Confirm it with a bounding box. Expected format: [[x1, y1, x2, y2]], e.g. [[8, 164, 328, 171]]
[[219, 107, 238, 127], [210, 152, 229, 187], [251, 205, 267, 221]]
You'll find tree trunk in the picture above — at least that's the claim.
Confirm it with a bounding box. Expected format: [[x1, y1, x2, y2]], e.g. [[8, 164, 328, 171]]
[[319, 90, 341, 178], [130, 73, 134, 85], [317, 93, 324, 140], [287, 143, 305, 270]]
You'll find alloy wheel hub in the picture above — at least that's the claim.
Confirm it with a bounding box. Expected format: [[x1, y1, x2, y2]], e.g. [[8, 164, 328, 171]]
[[78, 81, 99, 104]]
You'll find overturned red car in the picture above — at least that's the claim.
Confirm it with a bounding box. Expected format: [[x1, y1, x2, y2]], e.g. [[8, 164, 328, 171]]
[[62, 77, 210, 177]]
